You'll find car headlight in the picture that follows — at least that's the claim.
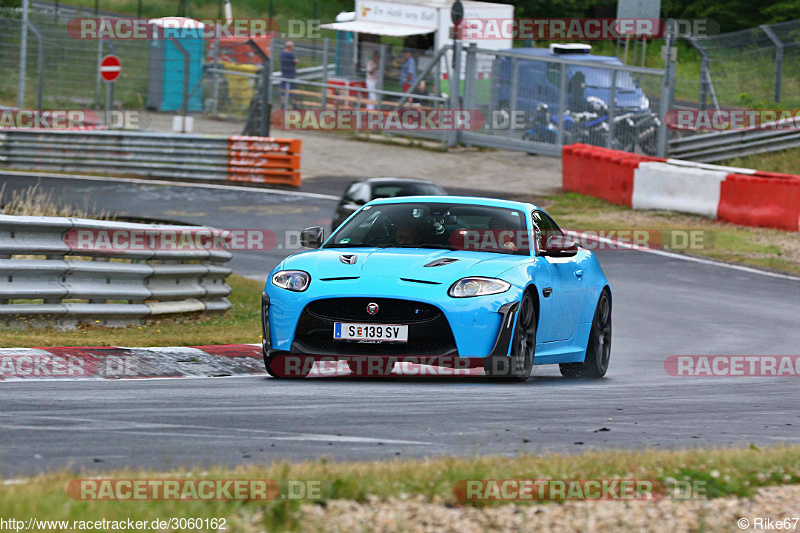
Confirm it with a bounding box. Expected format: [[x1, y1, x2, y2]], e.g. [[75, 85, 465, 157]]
[[448, 277, 510, 298], [272, 270, 310, 292]]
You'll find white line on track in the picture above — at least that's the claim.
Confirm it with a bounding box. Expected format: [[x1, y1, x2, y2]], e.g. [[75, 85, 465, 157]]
[[570, 231, 800, 282], [0, 169, 341, 201], [0, 413, 433, 445]]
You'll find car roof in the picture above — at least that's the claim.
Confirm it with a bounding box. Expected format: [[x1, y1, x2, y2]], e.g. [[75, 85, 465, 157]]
[[366, 195, 540, 211], [501, 48, 624, 65]]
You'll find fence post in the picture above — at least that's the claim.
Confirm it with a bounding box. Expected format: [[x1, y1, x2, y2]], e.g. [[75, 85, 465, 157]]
[[463, 43, 477, 112], [760, 24, 784, 103], [657, 20, 676, 158], [556, 62, 568, 148], [18, 0, 29, 108], [506, 57, 518, 138], [607, 70, 617, 149], [688, 36, 708, 110], [449, 41, 462, 147], [321, 37, 329, 110], [377, 44, 387, 110], [23, 20, 44, 110], [245, 39, 271, 136]]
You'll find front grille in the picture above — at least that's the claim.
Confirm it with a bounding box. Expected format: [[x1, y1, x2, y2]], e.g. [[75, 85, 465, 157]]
[[306, 297, 440, 323], [293, 299, 457, 356]]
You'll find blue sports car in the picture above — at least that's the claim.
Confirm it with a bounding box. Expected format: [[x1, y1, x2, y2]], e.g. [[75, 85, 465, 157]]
[[262, 196, 611, 382]]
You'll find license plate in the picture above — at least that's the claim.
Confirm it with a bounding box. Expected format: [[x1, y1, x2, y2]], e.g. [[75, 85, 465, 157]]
[[334, 323, 408, 342]]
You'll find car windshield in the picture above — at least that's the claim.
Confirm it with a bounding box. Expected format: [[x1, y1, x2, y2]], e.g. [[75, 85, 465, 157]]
[[568, 66, 639, 90], [371, 183, 445, 198], [325, 202, 530, 255]]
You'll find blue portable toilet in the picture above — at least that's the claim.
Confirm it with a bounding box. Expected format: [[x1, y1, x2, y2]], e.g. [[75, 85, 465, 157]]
[[146, 17, 205, 112]]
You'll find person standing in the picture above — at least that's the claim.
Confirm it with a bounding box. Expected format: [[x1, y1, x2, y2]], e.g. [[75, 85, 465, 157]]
[[365, 51, 380, 110], [400, 50, 416, 93], [280, 41, 298, 107]]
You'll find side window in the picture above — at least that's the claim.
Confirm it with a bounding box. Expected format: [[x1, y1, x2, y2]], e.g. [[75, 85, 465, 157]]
[[532, 210, 562, 253], [344, 182, 370, 204]]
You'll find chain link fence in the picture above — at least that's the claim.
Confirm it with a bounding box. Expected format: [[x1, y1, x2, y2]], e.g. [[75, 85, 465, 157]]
[[1, 8, 150, 111], [690, 19, 800, 109], [464, 46, 666, 156]]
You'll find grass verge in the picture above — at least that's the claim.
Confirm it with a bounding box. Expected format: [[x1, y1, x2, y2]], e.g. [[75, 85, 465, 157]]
[[1, 445, 799, 531], [720, 148, 800, 176], [528, 192, 800, 276], [0, 275, 263, 347]]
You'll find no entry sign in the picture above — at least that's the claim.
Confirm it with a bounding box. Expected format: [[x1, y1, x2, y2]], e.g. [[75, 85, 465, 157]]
[[99, 55, 121, 83]]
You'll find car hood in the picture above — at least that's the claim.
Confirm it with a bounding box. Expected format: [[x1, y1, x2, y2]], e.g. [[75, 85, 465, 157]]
[[280, 247, 524, 285]]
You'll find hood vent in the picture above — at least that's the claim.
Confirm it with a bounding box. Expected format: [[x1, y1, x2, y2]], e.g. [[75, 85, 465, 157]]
[[424, 258, 459, 268], [400, 278, 441, 285], [320, 276, 359, 281]]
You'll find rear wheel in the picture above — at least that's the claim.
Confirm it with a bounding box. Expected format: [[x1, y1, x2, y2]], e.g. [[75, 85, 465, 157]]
[[483, 293, 536, 382], [560, 289, 612, 378]]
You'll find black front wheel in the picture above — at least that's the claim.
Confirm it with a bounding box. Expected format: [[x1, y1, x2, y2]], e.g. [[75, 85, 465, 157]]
[[560, 289, 612, 379], [484, 293, 536, 382]]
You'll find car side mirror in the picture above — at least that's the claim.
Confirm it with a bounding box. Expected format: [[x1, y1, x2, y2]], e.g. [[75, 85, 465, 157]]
[[300, 226, 324, 249], [540, 234, 578, 257]]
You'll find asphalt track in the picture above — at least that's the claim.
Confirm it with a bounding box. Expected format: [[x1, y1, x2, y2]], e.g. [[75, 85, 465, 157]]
[[1, 171, 799, 477]]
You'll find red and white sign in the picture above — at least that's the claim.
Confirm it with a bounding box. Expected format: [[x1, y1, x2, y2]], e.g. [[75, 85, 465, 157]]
[[99, 54, 121, 82]]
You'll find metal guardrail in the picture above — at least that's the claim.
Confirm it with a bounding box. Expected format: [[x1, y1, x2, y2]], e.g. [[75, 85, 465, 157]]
[[0, 215, 232, 327], [669, 121, 800, 162], [0, 130, 302, 186]]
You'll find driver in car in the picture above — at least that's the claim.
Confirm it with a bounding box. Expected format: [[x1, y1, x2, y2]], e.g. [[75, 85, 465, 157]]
[[395, 216, 423, 245], [489, 216, 519, 252]]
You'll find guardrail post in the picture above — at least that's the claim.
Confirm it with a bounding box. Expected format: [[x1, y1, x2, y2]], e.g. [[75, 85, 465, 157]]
[[761, 24, 784, 103]]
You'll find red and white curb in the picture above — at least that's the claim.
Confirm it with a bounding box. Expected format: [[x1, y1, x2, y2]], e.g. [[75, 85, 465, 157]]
[[563, 144, 800, 232], [0, 344, 265, 381]]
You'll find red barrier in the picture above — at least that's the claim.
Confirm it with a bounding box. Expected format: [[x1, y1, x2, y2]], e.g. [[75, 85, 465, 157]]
[[719, 174, 800, 231], [561, 144, 664, 207]]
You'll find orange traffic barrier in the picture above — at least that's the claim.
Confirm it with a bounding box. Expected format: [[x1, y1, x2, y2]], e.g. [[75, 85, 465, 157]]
[[227, 135, 302, 187]]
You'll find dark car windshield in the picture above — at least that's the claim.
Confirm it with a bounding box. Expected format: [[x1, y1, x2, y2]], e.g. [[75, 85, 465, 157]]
[[371, 183, 446, 199], [325, 202, 530, 255]]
